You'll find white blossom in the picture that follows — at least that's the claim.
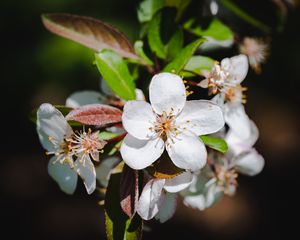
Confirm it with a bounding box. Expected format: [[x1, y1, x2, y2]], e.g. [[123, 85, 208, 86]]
[[120, 72, 224, 171], [137, 171, 193, 221], [36, 103, 106, 194]]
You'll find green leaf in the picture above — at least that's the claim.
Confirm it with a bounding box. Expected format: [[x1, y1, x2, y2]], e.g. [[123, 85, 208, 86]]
[[42, 13, 139, 60], [200, 135, 228, 153], [134, 40, 154, 65], [183, 55, 215, 76], [166, 28, 183, 60], [147, 13, 167, 59], [105, 172, 143, 240], [184, 18, 233, 41], [95, 49, 136, 100], [137, 0, 165, 23], [163, 38, 206, 73], [98, 131, 119, 141]]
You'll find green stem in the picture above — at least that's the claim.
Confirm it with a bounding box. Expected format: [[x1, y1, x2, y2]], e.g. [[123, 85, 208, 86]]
[[221, 0, 271, 33]]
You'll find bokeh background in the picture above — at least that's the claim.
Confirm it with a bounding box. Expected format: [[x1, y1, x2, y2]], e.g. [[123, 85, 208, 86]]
[[1, 0, 300, 239]]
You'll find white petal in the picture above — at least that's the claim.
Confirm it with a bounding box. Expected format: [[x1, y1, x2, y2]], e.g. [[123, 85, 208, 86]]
[[211, 93, 225, 107], [48, 156, 78, 194], [122, 100, 156, 140], [176, 100, 224, 136], [183, 182, 223, 210], [135, 88, 146, 101], [65, 91, 105, 108], [149, 73, 186, 115], [75, 155, 96, 194], [120, 134, 164, 170], [37, 103, 73, 152], [136, 179, 165, 220], [164, 171, 193, 193], [95, 156, 120, 187], [155, 192, 177, 223], [235, 149, 265, 176], [221, 54, 248, 84], [226, 119, 259, 155], [224, 103, 252, 140], [166, 132, 207, 171]]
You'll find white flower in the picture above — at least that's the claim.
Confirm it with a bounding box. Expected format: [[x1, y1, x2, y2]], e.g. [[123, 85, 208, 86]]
[[137, 171, 193, 221], [239, 37, 269, 74], [199, 54, 248, 95], [182, 118, 264, 211], [120, 72, 224, 171], [226, 119, 265, 176], [182, 172, 223, 211], [36, 103, 105, 194]]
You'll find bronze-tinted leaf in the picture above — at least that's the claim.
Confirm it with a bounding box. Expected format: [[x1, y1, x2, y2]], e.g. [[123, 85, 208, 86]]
[[42, 13, 139, 59], [65, 104, 122, 126], [120, 165, 139, 218]]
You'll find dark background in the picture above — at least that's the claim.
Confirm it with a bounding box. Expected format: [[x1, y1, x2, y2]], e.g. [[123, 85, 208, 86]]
[[1, 0, 300, 239]]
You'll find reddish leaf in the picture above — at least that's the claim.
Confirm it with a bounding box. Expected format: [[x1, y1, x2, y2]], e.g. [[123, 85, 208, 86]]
[[42, 13, 139, 60], [65, 104, 122, 126], [120, 165, 139, 218]]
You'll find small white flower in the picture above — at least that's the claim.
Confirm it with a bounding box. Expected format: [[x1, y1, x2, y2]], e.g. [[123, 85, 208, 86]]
[[137, 171, 193, 221], [37, 103, 106, 194], [239, 37, 269, 74], [120, 72, 224, 171], [226, 119, 265, 176], [199, 54, 248, 95]]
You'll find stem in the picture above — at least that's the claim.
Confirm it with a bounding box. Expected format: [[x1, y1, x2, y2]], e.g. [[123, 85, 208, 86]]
[[221, 0, 271, 33]]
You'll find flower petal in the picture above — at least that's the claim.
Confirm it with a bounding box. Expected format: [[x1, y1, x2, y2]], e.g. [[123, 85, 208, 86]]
[[183, 181, 223, 210], [234, 149, 265, 176], [95, 156, 120, 187], [136, 179, 165, 220], [135, 88, 146, 101], [155, 192, 177, 223], [75, 155, 96, 194], [48, 156, 78, 194], [176, 100, 224, 136], [164, 171, 193, 193], [120, 134, 164, 170], [221, 54, 248, 84], [224, 103, 252, 140], [66, 90, 105, 108], [166, 132, 207, 171], [226, 119, 259, 155], [149, 73, 186, 115], [37, 103, 73, 152], [122, 100, 156, 140]]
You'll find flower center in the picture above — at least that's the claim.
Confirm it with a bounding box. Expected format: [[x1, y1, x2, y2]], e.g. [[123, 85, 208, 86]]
[[207, 64, 234, 94], [215, 165, 238, 196], [47, 136, 75, 167], [71, 129, 106, 163], [153, 112, 178, 141], [224, 85, 247, 104]]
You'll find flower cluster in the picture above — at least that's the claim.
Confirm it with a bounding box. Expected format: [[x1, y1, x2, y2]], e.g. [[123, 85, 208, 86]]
[[30, 1, 289, 237]]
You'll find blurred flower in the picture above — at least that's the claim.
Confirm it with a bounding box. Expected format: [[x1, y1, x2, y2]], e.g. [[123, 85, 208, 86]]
[[239, 37, 269, 74], [137, 171, 193, 221], [36, 103, 106, 194], [120, 72, 224, 171]]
